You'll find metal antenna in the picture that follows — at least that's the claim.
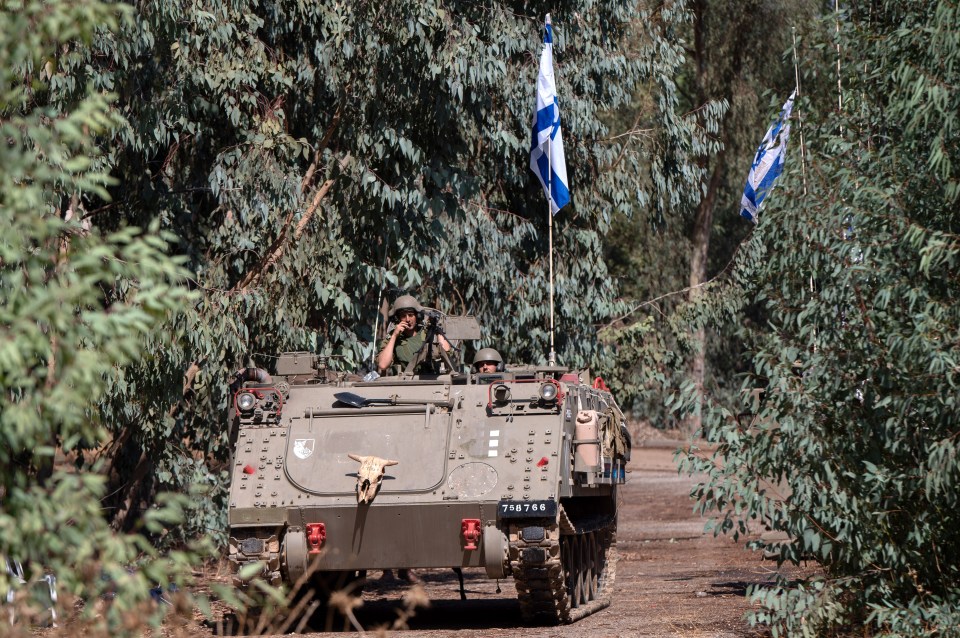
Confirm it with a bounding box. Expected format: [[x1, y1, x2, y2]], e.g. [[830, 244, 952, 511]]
[[370, 225, 393, 370]]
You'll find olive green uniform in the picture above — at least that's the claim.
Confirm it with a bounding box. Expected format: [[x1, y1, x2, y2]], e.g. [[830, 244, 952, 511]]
[[380, 331, 427, 373]]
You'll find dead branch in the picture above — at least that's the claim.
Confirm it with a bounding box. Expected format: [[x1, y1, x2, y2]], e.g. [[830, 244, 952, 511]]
[[300, 105, 343, 194], [234, 153, 351, 292]]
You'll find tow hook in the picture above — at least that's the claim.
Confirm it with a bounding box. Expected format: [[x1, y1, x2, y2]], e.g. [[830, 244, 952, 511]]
[[461, 519, 481, 550], [306, 522, 326, 554]]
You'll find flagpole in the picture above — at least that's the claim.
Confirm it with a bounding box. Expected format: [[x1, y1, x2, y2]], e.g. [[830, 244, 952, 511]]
[[792, 28, 808, 196], [548, 136, 556, 366], [546, 13, 556, 366], [534, 12, 561, 366], [834, 0, 843, 131]]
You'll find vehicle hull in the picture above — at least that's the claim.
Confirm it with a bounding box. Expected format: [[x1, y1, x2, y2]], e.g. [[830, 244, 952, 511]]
[[227, 357, 630, 624]]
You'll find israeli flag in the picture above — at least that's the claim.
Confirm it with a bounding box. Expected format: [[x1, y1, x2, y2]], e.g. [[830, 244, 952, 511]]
[[530, 14, 570, 214], [740, 90, 795, 223]]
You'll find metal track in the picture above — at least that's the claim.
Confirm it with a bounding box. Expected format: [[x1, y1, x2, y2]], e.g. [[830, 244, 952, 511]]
[[509, 507, 617, 624]]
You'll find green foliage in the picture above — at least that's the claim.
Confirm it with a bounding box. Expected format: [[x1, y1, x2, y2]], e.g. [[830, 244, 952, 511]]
[[600, 0, 822, 424], [0, 0, 204, 630], [29, 0, 720, 544], [679, 0, 960, 635]]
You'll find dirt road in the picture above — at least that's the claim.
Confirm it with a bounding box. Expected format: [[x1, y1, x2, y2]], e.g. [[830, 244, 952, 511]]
[[272, 444, 791, 638]]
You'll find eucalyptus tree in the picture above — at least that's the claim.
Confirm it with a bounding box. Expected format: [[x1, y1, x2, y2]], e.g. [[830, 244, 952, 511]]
[[0, 0, 200, 628], [682, 0, 819, 426], [681, 0, 960, 634], [37, 0, 717, 539], [601, 0, 819, 425]]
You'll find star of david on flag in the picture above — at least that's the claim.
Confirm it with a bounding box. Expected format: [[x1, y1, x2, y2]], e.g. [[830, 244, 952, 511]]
[[740, 90, 795, 223], [530, 14, 570, 214]]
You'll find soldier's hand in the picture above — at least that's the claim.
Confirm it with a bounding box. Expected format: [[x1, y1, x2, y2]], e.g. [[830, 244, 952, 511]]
[[395, 318, 413, 334]]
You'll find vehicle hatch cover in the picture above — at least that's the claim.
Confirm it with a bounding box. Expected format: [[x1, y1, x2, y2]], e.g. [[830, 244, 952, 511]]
[[284, 410, 450, 495]]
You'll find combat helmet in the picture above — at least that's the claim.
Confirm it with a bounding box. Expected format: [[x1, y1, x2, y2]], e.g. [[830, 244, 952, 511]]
[[389, 294, 423, 318], [473, 348, 503, 370]]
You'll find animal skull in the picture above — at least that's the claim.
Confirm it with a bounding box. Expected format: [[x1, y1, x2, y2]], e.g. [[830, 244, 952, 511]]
[[347, 453, 399, 503]]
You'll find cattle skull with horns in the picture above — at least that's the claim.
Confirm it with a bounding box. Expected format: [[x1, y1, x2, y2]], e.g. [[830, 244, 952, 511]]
[[347, 453, 399, 503]]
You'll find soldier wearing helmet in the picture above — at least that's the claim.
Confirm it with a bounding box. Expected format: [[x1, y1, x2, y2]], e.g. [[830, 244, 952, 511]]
[[377, 294, 450, 374], [473, 348, 503, 374]]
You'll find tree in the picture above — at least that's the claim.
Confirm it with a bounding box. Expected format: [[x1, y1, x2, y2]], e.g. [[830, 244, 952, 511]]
[[601, 0, 820, 427], [681, 0, 960, 634], [0, 0, 199, 630], [34, 0, 718, 541], [683, 0, 818, 432]]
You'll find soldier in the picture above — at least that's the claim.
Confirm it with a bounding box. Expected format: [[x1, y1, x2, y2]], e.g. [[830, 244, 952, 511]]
[[379, 568, 418, 584], [473, 348, 503, 373], [376, 295, 450, 374]]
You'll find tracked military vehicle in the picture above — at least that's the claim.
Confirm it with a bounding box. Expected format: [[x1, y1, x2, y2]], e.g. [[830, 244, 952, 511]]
[[226, 313, 630, 624]]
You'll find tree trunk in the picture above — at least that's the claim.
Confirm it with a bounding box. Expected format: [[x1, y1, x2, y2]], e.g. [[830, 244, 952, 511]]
[[685, 0, 712, 435], [107, 362, 202, 532], [685, 0, 747, 435], [686, 152, 724, 434], [686, 170, 741, 434]]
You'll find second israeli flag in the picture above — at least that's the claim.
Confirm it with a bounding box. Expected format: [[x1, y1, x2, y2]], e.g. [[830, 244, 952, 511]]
[[740, 90, 795, 223]]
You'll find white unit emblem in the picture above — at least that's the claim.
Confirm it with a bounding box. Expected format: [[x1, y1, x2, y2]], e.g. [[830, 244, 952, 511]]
[[294, 439, 315, 459]]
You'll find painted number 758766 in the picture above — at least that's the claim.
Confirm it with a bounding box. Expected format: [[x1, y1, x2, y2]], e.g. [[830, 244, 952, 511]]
[[497, 500, 556, 518]]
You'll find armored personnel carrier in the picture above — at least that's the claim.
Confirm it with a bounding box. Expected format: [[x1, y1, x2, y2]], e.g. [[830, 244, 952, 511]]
[[226, 315, 630, 624]]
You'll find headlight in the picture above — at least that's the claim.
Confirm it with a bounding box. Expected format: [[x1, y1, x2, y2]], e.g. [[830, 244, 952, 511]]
[[493, 384, 511, 403], [237, 391, 257, 411], [539, 382, 558, 402]]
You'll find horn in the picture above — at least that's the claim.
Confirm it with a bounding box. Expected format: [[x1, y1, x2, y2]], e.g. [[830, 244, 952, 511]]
[[347, 453, 363, 462], [384, 459, 399, 466]]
